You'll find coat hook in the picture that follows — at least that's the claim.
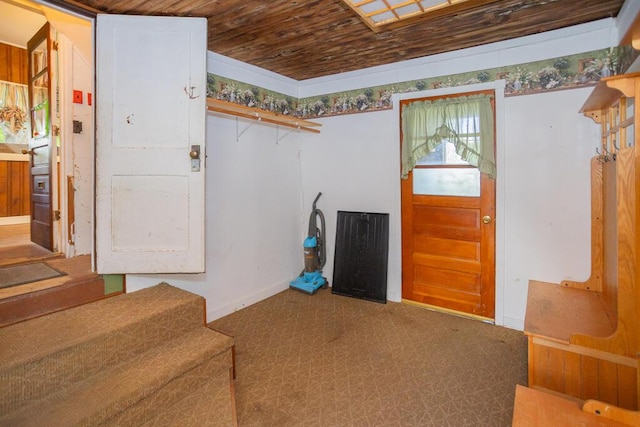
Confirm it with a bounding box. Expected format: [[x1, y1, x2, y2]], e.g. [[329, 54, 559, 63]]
[[184, 85, 199, 99], [596, 147, 608, 162], [613, 140, 620, 151]]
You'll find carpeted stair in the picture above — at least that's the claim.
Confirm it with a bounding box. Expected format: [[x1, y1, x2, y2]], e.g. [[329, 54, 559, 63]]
[[0, 282, 236, 426]]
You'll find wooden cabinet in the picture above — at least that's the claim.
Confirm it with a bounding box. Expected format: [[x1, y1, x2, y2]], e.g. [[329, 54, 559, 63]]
[[524, 72, 640, 410]]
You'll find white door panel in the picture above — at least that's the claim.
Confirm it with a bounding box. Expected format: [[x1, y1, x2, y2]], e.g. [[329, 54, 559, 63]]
[[96, 15, 206, 274]]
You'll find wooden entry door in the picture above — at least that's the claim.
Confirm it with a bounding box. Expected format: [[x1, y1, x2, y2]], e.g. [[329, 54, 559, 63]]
[[26, 23, 54, 251], [401, 97, 496, 319]]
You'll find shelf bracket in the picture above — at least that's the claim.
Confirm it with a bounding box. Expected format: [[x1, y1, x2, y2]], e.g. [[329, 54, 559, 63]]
[[236, 117, 256, 142], [276, 126, 296, 144]]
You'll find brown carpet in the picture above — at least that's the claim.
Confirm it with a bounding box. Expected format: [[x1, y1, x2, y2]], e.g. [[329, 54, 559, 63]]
[[0, 262, 65, 289], [208, 288, 528, 426], [1, 283, 236, 425]]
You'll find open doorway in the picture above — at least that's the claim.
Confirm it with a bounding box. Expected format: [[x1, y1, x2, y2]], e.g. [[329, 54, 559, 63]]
[[0, 0, 94, 267]]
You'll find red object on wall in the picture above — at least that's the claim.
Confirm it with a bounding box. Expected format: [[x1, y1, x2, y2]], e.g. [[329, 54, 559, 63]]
[[88, 93, 92, 106], [73, 90, 83, 104]]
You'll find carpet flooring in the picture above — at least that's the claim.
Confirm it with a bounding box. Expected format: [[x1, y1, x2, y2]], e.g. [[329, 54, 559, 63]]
[[0, 262, 65, 289], [208, 288, 528, 426]]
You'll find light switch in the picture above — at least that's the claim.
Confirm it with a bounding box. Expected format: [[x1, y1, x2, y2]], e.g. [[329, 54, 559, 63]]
[[73, 90, 83, 104]]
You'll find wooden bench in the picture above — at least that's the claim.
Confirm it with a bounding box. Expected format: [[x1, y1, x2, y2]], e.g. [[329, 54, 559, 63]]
[[523, 73, 640, 410], [513, 385, 640, 426]]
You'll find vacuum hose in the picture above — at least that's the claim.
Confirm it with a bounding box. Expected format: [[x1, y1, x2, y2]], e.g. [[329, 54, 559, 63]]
[[312, 207, 326, 270]]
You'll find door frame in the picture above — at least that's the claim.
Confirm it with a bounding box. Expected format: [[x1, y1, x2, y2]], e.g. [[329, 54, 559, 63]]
[[19, 1, 96, 259], [392, 80, 507, 326]]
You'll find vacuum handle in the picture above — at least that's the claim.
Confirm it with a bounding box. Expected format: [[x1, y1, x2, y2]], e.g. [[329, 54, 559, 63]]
[[312, 192, 322, 209]]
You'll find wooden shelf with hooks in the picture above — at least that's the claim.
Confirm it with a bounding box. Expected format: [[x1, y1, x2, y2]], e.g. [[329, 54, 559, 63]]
[[524, 72, 640, 411], [206, 98, 321, 134], [580, 72, 640, 122]]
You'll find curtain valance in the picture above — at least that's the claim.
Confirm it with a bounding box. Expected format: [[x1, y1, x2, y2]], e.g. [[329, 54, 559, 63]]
[[401, 94, 495, 179]]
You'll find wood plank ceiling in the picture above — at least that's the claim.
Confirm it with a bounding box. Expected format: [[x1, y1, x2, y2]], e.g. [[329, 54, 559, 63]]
[[61, 0, 625, 81]]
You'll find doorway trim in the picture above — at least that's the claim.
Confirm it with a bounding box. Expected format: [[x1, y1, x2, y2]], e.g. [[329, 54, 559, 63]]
[[40, 4, 95, 260], [392, 80, 506, 326]]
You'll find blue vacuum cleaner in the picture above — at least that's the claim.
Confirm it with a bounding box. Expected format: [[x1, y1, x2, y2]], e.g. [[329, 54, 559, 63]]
[[290, 192, 327, 295]]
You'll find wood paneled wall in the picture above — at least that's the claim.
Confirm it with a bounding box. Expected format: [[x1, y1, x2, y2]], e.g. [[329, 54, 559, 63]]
[[0, 42, 28, 85], [0, 160, 30, 216], [1, 43, 30, 217]]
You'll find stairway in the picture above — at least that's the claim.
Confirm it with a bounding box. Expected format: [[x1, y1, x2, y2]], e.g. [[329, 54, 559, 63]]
[[0, 283, 236, 426], [0, 255, 115, 327]]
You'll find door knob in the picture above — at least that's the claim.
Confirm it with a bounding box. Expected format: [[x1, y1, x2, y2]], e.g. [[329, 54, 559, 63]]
[[190, 145, 201, 172], [482, 215, 492, 224], [21, 149, 35, 155]]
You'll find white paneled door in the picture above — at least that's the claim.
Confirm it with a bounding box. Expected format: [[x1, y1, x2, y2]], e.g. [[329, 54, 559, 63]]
[[96, 15, 207, 273]]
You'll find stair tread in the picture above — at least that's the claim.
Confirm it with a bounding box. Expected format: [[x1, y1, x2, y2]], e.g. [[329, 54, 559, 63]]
[[140, 368, 235, 427], [0, 283, 202, 370], [1, 327, 234, 426]]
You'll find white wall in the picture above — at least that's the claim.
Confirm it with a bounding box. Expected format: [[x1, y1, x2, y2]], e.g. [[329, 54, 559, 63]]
[[55, 29, 94, 257], [126, 53, 305, 321], [126, 11, 633, 328], [126, 115, 304, 320], [298, 85, 598, 330], [297, 20, 615, 330], [501, 88, 598, 328], [299, 110, 402, 301], [130, 18, 615, 327], [67, 43, 93, 255]]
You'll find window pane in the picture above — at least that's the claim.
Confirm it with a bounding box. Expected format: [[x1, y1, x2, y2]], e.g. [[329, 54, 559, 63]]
[[31, 83, 48, 138], [31, 41, 47, 76], [417, 140, 470, 166], [413, 167, 480, 197]]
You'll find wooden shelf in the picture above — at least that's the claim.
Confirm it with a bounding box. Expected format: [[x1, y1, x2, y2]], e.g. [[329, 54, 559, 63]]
[[206, 98, 321, 134], [580, 72, 640, 114]]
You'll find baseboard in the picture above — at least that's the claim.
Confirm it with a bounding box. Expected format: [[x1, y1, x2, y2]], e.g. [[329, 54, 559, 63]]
[[0, 216, 29, 225], [502, 316, 525, 331], [206, 280, 289, 322]]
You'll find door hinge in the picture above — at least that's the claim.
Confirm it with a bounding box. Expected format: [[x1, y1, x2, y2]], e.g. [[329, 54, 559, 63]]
[[54, 210, 61, 221], [52, 125, 60, 136], [52, 41, 59, 51]]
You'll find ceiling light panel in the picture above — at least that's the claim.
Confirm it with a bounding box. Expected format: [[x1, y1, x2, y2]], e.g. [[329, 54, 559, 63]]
[[341, 0, 477, 31]]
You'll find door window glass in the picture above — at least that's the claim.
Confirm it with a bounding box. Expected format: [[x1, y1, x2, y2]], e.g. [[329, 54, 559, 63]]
[[413, 140, 480, 197], [30, 39, 49, 139]]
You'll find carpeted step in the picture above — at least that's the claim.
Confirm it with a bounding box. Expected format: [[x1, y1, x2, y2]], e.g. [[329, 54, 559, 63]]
[[139, 366, 236, 427], [0, 326, 234, 426], [0, 283, 206, 414]]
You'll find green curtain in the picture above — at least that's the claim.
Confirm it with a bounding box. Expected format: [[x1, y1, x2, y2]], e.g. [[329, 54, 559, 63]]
[[401, 94, 495, 179]]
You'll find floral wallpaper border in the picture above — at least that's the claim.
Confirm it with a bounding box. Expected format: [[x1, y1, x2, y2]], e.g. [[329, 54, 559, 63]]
[[207, 46, 637, 120]]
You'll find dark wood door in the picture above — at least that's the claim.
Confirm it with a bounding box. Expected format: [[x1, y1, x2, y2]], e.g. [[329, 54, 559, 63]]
[[27, 24, 53, 251], [401, 94, 496, 319]]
